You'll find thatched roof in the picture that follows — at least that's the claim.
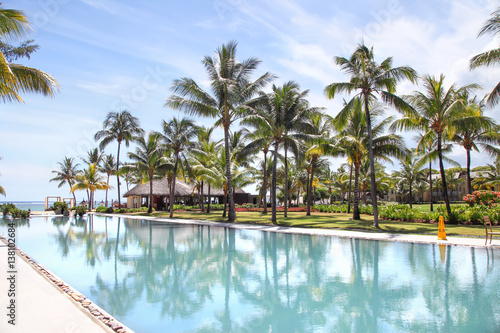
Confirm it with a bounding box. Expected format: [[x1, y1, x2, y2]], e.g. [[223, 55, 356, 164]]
[[123, 178, 247, 197]]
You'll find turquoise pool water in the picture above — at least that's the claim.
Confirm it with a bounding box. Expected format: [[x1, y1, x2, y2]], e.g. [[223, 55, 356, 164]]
[[1, 215, 499, 333]]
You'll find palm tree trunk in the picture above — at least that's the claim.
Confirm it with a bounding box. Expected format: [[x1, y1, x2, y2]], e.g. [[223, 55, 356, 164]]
[[223, 123, 237, 222], [466, 148, 472, 195], [409, 182, 413, 209], [207, 184, 211, 213], [271, 141, 279, 224], [364, 99, 379, 227], [353, 163, 361, 220], [69, 181, 77, 205], [348, 163, 353, 214], [284, 142, 288, 218], [169, 157, 179, 218], [200, 180, 205, 212], [429, 161, 433, 212], [223, 192, 227, 217], [263, 150, 268, 214], [105, 174, 110, 207], [307, 158, 316, 216], [437, 134, 452, 218], [148, 177, 153, 214], [116, 141, 122, 208]]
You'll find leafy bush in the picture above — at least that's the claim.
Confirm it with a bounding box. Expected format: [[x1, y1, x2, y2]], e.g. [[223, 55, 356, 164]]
[[74, 205, 87, 217], [95, 206, 113, 213], [52, 201, 69, 212], [1, 203, 29, 219], [10, 208, 30, 219], [1, 203, 16, 216]]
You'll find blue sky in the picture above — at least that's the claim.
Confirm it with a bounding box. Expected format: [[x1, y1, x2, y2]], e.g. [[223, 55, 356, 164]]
[[1, 0, 499, 202]]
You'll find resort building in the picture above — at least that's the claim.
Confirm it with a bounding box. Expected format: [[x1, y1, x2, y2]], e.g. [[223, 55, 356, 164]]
[[384, 170, 498, 203], [124, 178, 257, 210]]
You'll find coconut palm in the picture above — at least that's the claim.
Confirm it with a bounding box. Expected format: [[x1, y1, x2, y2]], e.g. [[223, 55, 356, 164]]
[[166, 41, 274, 222], [127, 132, 171, 214], [473, 158, 500, 190], [392, 150, 426, 208], [162, 117, 197, 218], [50, 157, 80, 203], [95, 110, 144, 208], [470, 7, 500, 106], [334, 98, 406, 220], [243, 82, 319, 222], [0, 5, 59, 103], [188, 127, 222, 213], [240, 120, 273, 213], [71, 164, 109, 210], [304, 113, 337, 216], [99, 154, 116, 207], [391, 74, 479, 218], [81, 148, 104, 166], [451, 94, 500, 194], [325, 43, 417, 227]]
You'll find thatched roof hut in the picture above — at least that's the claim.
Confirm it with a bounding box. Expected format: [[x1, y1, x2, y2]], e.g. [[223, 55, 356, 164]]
[[123, 178, 254, 209]]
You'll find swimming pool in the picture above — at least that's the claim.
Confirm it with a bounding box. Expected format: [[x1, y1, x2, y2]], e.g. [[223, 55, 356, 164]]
[[1, 215, 499, 332]]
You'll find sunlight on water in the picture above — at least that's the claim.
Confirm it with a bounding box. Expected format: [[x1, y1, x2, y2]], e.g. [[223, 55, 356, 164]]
[[1, 215, 499, 333]]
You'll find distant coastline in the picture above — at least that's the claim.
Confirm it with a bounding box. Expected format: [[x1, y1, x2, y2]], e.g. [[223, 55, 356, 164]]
[[0, 201, 49, 211]]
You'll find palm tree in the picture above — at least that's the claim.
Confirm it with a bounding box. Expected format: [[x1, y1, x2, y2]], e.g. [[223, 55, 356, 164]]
[[188, 127, 222, 213], [127, 132, 171, 214], [392, 150, 426, 208], [95, 110, 144, 208], [451, 94, 500, 194], [166, 41, 274, 222], [334, 99, 406, 220], [240, 120, 273, 213], [391, 74, 479, 218], [162, 117, 197, 218], [99, 154, 116, 207], [325, 43, 417, 227], [81, 148, 104, 166], [0, 4, 59, 103], [474, 158, 500, 190], [470, 7, 500, 106], [304, 113, 337, 216], [71, 164, 109, 210], [50, 157, 80, 203], [243, 82, 318, 222]]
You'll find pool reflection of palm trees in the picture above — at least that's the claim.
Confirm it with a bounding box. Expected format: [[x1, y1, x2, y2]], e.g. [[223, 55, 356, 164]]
[[41, 217, 500, 332]]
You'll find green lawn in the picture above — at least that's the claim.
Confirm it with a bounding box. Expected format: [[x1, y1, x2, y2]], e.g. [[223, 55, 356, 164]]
[[133, 210, 486, 238], [410, 203, 466, 212]]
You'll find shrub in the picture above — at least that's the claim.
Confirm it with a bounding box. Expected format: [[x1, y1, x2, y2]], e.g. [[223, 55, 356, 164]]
[[73, 205, 87, 217], [464, 191, 500, 206], [95, 206, 113, 213], [1, 203, 16, 216], [52, 201, 69, 212]]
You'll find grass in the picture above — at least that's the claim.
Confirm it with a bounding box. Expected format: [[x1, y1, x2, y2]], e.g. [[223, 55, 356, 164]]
[[132, 210, 487, 238], [409, 203, 466, 213]]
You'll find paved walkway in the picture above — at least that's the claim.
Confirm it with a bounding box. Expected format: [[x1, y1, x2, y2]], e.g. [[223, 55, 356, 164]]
[[0, 240, 127, 333]]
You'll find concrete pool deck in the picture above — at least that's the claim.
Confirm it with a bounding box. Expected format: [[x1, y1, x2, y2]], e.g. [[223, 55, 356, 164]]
[[0, 236, 133, 333], [0, 213, 498, 332]]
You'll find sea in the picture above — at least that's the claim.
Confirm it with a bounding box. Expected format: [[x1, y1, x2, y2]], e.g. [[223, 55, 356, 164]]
[[0, 201, 52, 211]]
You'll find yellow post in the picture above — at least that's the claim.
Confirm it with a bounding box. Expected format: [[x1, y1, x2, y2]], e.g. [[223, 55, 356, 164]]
[[438, 216, 447, 240]]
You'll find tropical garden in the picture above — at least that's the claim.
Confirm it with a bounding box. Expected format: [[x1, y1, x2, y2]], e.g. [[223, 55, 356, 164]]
[[1, 3, 500, 232]]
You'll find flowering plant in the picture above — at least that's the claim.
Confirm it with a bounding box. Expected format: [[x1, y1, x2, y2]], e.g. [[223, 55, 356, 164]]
[[463, 191, 500, 207]]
